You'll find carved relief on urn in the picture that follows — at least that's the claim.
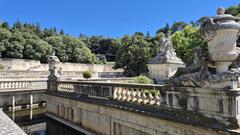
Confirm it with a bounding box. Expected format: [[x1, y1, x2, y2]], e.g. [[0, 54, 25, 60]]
[[200, 7, 240, 73]]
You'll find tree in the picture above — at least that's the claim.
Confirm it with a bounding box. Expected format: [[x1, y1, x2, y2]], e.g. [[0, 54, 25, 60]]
[[3, 41, 24, 58], [60, 29, 65, 35], [2, 22, 10, 30], [73, 46, 94, 63], [171, 21, 188, 33], [172, 25, 207, 64], [23, 39, 53, 62], [45, 36, 68, 62], [156, 23, 170, 35], [114, 34, 151, 76], [12, 20, 23, 30], [0, 28, 11, 40], [226, 4, 240, 16]]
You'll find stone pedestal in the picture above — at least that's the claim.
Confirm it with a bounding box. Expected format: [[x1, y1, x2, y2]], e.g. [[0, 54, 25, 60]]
[[148, 63, 185, 81]]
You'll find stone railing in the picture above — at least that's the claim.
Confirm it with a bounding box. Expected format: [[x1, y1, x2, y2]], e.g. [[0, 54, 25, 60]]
[[0, 71, 122, 79], [0, 80, 47, 91], [0, 71, 88, 78], [48, 80, 240, 129], [0, 71, 48, 78], [0, 81, 32, 89], [57, 81, 162, 103]]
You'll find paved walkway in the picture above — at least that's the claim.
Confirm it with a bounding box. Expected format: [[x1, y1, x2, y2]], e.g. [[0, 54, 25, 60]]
[[0, 110, 26, 135]]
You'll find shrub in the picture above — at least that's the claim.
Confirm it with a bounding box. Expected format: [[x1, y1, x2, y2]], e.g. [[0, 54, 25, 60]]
[[131, 75, 153, 84], [83, 71, 92, 79]]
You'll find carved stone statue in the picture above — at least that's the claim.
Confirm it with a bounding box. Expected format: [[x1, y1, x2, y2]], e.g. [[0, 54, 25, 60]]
[[150, 31, 184, 64], [148, 31, 185, 81], [47, 53, 60, 71], [173, 47, 211, 77], [47, 53, 62, 83]]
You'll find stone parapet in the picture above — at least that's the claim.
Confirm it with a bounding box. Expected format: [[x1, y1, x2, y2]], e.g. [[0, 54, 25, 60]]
[[47, 80, 240, 130]]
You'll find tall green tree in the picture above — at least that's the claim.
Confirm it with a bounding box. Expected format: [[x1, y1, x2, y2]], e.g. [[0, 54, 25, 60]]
[[73, 46, 94, 63], [172, 26, 207, 64], [114, 34, 151, 76], [171, 21, 188, 33]]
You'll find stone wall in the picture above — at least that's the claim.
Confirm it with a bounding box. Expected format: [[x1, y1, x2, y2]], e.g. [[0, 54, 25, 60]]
[[46, 95, 232, 135], [0, 58, 122, 73], [0, 58, 41, 71]]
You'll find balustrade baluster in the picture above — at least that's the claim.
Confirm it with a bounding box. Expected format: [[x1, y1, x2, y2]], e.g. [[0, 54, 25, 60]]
[[154, 91, 160, 106], [130, 89, 138, 102], [117, 87, 123, 100], [113, 87, 119, 99], [137, 89, 143, 103], [126, 88, 133, 102], [121, 88, 127, 101], [149, 90, 155, 105], [143, 90, 150, 104]]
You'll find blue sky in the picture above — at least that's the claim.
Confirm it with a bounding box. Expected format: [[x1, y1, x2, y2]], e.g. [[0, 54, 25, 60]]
[[0, 0, 239, 38]]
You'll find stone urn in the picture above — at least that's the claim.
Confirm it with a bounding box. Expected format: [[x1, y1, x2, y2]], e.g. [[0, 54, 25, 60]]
[[200, 7, 240, 74]]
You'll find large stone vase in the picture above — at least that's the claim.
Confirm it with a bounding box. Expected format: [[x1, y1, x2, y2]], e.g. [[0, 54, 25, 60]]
[[200, 11, 240, 74], [208, 28, 239, 73]]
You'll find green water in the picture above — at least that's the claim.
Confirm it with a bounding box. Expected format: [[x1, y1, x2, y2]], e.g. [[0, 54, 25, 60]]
[[4, 107, 85, 135]]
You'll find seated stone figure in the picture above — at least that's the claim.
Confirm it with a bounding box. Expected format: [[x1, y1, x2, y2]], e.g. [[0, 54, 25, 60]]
[[174, 47, 211, 78]]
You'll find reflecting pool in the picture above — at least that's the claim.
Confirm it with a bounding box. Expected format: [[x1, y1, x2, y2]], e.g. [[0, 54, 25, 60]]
[[4, 107, 85, 135]]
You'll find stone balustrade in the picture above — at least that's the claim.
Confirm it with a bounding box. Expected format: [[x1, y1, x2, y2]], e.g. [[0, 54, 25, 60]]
[[0, 80, 47, 91], [0, 71, 122, 78], [48, 80, 240, 129], [0, 81, 32, 89], [0, 71, 48, 78], [57, 81, 163, 103]]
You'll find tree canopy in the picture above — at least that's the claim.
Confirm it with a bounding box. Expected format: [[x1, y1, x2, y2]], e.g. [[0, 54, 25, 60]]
[[0, 4, 239, 76]]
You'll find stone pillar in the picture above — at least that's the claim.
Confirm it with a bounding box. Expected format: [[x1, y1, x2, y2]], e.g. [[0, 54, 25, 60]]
[[11, 110, 15, 121], [30, 95, 33, 109], [30, 108, 33, 120], [11, 96, 15, 111]]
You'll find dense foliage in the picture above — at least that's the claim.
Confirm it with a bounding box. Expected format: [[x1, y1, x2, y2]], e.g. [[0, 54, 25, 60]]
[[130, 75, 153, 84], [0, 4, 239, 76], [172, 26, 207, 64], [0, 21, 118, 64], [114, 33, 159, 76]]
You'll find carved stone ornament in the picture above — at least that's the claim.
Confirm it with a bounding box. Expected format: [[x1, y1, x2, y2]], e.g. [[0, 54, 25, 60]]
[[200, 7, 240, 73], [47, 53, 62, 82], [149, 32, 184, 64], [169, 7, 240, 88], [47, 53, 60, 71]]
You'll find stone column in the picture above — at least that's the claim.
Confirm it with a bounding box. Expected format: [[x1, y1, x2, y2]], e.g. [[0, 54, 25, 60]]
[[11, 96, 15, 111], [11, 110, 15, 121], [30, 95, 33, 109], [30, 108, 33, 120]]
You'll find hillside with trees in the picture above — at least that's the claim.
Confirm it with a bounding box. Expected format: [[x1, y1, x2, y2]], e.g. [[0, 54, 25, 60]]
[[0, 4, 239, 76]]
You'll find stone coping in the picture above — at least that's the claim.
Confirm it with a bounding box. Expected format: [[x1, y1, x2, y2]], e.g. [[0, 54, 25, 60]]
[[0, 109, 26, 135]]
